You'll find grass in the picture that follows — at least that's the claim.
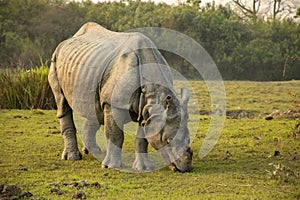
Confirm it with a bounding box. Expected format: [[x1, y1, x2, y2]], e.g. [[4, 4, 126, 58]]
[[174, 80, 300, 116], [0, 81, 300, 199], [0, 66, 55, 110]]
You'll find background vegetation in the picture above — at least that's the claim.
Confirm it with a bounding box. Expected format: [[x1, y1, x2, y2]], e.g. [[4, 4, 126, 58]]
[[0, 65, 55, 109], [0, 0, 300, 81]]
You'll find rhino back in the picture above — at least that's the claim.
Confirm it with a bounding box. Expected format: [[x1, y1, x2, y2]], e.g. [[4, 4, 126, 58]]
[[53, 22, 174, 121], [55, 25, 130, 120]]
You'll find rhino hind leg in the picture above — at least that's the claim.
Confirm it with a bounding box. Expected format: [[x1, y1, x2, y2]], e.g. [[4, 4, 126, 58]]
[[82, 119, 101, 155], [132, 126, 155, 171], [60, 110, 82, 160]]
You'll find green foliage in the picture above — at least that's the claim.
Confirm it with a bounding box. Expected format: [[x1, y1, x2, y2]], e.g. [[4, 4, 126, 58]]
[[296, 8, 300, 17], [0, 0, 299, 80], [0, 65, 55, 109]]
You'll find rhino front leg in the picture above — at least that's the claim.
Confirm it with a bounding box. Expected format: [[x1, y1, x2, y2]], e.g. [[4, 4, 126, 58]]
[[102, 105, 124, 169], [132, 126, 155, 171], [60, 110, 82, 160], [82, 119, 101, 155]]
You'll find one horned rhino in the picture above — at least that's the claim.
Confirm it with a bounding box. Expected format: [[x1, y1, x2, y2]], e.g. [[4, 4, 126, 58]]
[[48, 22, 193, 172]]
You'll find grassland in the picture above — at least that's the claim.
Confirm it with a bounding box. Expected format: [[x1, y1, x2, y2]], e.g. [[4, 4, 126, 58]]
[[0, 81, 299, 199]]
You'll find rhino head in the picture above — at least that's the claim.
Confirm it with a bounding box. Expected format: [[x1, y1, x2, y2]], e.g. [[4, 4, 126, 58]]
[[140, 85, 193, 172]]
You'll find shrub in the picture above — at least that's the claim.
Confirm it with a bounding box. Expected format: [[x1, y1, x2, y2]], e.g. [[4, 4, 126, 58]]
[[0, 65, 56, 109]]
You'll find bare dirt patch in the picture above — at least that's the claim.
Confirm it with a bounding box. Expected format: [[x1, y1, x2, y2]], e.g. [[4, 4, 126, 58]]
[[267, 110, 300, 119]]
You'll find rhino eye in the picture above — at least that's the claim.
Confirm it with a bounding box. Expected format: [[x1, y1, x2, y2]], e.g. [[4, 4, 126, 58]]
[[141, 120, 148, 127], [165, 95, 172, 107], [166, 95, 172, 101], [166, 138, 173, 144], [143, 119, 151, 126]]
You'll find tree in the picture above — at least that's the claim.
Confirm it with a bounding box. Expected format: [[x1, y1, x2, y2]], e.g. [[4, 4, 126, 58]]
[[268, 0, 298, 20], [186, 0, 202, 8], [0, 0, 299, 81], [231, 0, 299, 20], [232, 0, 261, 20], [272, 0, 282, 19], [0, 0, 49, 67]]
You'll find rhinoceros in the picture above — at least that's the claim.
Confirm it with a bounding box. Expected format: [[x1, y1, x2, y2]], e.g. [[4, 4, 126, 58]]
[[48, 22, 193, 172]]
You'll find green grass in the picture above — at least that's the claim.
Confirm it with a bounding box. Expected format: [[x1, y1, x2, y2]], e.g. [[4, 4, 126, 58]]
[[174, 80, 300, 116], [0, 81, 300, 199]]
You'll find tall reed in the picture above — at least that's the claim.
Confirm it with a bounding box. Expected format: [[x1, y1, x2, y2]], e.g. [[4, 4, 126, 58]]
[[0, 65, 56, 109]]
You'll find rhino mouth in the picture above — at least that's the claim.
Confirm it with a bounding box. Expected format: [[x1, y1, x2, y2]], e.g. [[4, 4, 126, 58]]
[[169, 163, 193, 173], [169, 163, 180, 172], [169, 147, 194, 173]]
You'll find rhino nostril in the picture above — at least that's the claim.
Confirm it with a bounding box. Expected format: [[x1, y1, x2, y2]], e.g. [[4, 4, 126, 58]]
[[169, 163, 179, 172], [187, 147, 193, 156]]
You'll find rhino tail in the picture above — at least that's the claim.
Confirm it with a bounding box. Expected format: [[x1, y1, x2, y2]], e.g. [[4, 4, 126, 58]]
[[48, 52, 71, 118]]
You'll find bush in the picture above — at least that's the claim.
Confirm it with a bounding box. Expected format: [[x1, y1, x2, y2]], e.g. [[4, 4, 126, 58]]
[[0, 65, 56, 109]]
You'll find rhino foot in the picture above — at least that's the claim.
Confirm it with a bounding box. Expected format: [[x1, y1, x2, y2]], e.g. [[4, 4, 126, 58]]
[[82, 145, 101, 155], [101, 155, 124, 169], [132, 153, 155, 171], [62, 149, 82, 160]]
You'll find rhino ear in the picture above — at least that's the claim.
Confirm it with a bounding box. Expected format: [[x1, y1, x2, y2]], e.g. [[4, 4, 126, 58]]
[[181, 88, 190, 104], [143, 110, 167, 138], [181, 88, 189, 120]]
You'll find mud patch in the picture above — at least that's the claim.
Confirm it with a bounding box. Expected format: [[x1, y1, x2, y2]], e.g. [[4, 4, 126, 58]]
[[72, 191, 86, 199], [48, 180, 101, 189], [267, 110, 300, 119], [226, 110, 253, 119], [0, 184, 33, 199], [47, 180, 102, 198], [190, 107, 254, 119]]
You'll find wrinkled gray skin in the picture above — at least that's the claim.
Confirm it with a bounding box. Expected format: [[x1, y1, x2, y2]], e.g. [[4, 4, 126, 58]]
[[48, 22, 193, 172]]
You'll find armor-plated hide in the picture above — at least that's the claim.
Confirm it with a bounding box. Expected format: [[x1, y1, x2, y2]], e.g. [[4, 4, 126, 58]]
[[48, 22, 193, 172], [50, 22, 173, 121]]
